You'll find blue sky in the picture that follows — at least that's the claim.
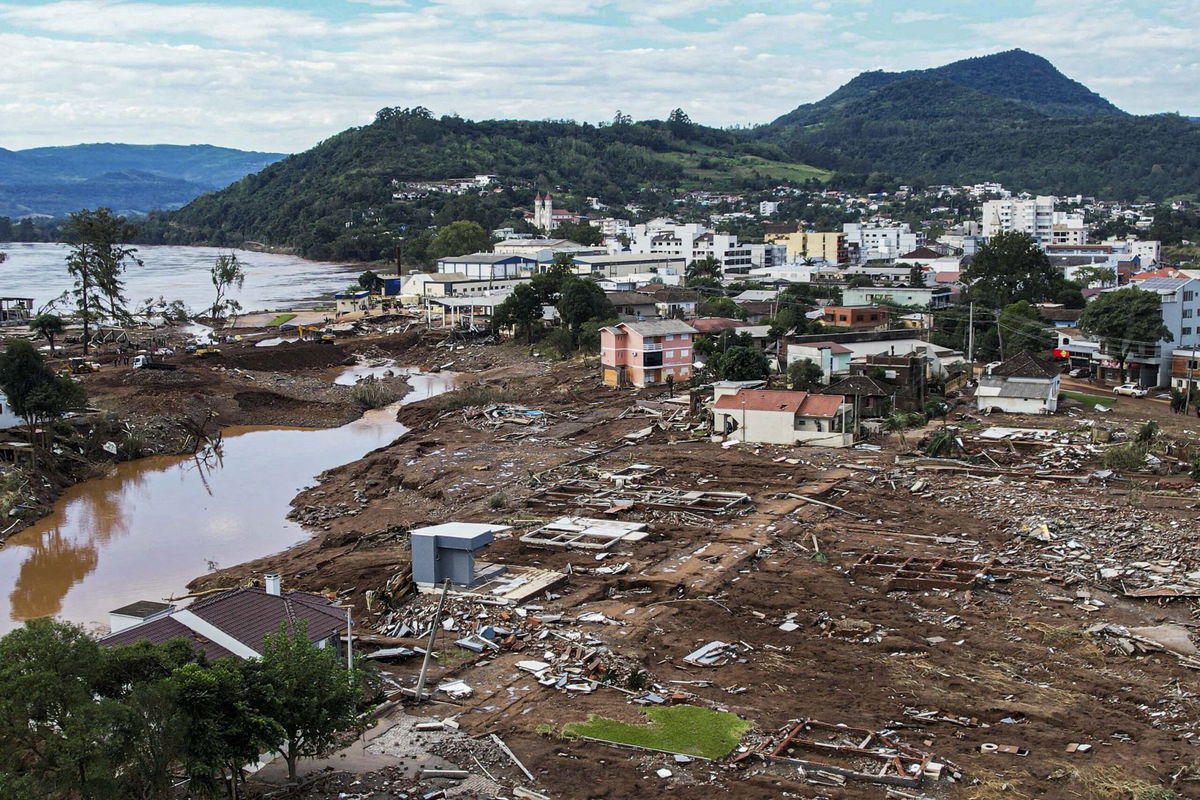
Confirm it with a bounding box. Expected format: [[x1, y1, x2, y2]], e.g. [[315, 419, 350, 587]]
[[1, 0, 1196, 153]]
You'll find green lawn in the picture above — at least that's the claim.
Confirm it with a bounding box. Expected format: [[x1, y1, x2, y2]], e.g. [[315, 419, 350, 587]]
[[266, 313, 297, 327], [1061, 390, 1116, 409], [563, 705, 752, 759], [659, 147, 831, 187]]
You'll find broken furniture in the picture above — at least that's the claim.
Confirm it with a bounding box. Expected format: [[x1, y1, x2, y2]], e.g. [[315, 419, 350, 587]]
[[851, 553, 1047, 591], [520, 516, 649, 550], [410, 522, 510, 589], [744, 719, 937, 788]]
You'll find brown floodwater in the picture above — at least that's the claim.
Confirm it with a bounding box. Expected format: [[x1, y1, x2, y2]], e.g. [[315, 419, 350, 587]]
[[0, 370, 457, 635]]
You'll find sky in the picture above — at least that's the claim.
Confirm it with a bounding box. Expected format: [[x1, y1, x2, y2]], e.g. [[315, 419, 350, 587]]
[[1, 0, 1197, 154]]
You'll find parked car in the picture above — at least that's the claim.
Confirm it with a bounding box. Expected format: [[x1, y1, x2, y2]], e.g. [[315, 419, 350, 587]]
[[1068, 368, 1091, 378], [1113, 383, 1148, 398]]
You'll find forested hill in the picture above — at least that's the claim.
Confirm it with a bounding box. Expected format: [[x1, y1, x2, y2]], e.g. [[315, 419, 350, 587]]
[[758, 50, 1200, 199], [152, 108, 827, 259], [0, 143, 285, 217]]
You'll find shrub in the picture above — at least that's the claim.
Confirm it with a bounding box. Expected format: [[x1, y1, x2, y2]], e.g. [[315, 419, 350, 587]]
[[424, 383, 518, 412], [1102, 442, 1148, 471], [351, 377, 398, 408], [488, 493, 507, 510]]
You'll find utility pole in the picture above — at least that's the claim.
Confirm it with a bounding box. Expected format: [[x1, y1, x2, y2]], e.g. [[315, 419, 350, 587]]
[[967, 302, 975, 367], [413, 579, 452, 702]]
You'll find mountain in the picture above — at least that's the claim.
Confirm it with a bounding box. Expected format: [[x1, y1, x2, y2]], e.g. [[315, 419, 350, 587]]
[[759, 50, 1200, 199], [152, 108, 828, 260], [0, 143, 286, 217]]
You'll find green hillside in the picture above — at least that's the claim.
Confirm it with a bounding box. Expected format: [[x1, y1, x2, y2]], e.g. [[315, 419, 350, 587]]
[[150, 108, 828, 260], [760, 51, 1199, 199]]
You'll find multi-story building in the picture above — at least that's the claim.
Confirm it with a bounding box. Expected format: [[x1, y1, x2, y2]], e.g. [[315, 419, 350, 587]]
[[765, 229, 849, 264], [842, 223, 923, 262], [1170, 348, 1200, 394], [600, 320, 697, 388], [981, 196, 1088, 246], [843, 286, 953, 310], [629, 222, 785, 275], [435, 253, 537, 280]]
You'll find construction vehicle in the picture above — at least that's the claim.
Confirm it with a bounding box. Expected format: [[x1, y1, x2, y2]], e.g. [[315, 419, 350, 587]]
[[132, 355, 177, 371], [297, 325, 335, 344], [194, 346, 222, 358], [67, 357, 101, 374]]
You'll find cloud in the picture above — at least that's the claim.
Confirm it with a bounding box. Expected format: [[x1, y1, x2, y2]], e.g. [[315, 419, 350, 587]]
[[0, 0, 1196, 151], [892, 10, 950, 24]]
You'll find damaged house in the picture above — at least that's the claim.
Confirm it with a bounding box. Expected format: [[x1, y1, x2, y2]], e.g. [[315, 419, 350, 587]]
[[975, 352, 1061, 414], [712, 388, 855, 448]]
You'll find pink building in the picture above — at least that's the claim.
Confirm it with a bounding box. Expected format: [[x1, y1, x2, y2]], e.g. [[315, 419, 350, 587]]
[[600, 320, 697, 388]]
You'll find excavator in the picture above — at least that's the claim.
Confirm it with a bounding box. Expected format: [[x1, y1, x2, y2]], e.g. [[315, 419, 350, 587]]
[[296, 325, 335, 344]]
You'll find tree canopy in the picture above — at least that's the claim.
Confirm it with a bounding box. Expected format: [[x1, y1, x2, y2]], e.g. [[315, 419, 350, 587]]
[[430, 220, 491, 259], [1078, 287, 1171, 381], [961, 231, 1059, 309], [61, 208, 142, 354]]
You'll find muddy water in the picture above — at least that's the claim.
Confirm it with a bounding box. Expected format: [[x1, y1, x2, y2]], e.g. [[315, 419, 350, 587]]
[[0, 371, 458, 635]]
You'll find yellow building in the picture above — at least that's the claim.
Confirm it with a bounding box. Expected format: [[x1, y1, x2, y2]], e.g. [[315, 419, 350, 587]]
[[765, 230, 847, 264]]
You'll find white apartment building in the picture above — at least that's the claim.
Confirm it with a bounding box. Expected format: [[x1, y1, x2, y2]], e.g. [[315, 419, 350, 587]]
[[842, 223, 924, 262], [1093, 273, 1200, 386], [629, 222, 785, 275], [981, 196, 1088, 246]]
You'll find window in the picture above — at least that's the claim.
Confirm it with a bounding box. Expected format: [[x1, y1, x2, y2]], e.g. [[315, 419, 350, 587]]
[[666, 334, 674, 341], [1184, 328, 1194, 336], [1186, 309, 1194, 319], [680, 349, 690, 358], [1185, 291, 1195, 301]]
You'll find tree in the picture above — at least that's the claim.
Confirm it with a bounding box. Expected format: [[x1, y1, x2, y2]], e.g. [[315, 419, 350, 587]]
[[1071, 265, 1116, 288], [961, 231, 1058, 309], [29, 314, 65, 354], [210, 253, 246, 320], [0, 340, 86, 462], [685, 255, 722, 285], [716, 346, 769, 381], [492, 283, 544, 343], [846, 275, 874, 289], [768, 306, 820, 340], [554, 221, 603, 246], [429, 221, 491, 258], [357, 270, 382, 292], [173, 660, 279, 799], [787, 358, 824, 391], [697, 296, 747, 320], [256, 623, 362, 782], [995, 300, 1053, 360], [905, 263, 924, 287], [61, 208, 142, 354], [1078, 287, 1172, 383], [0, 619, 123, 799], [557, 277, 615, 340]]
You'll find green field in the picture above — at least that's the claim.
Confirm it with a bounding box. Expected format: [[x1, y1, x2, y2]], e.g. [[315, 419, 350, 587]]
[[563, 705, 752, 759], [661, 147, 831, 187], [266, 313, 297, 327], [1061, 390, 1116, 409]]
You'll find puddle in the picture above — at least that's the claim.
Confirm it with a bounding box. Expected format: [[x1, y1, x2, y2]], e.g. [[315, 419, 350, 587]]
[[0, 368, 460, 635]]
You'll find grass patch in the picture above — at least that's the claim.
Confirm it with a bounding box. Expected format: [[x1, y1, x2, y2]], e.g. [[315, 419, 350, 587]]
[[562, 705, 751, 759], [266, 313, 297, 327], [1060, 390, 1115, 409]]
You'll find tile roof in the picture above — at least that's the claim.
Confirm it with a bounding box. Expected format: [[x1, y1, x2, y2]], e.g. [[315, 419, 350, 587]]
[[713, 389, 844, 417], [687, 317, 748, 333], [793, 340, 853, 354], [990, 352, 1059, 378], [610, 319, 698, 336], [978, 376, 1056, 399], [605, 291, 657, 306], [99, 587, 347, 660]]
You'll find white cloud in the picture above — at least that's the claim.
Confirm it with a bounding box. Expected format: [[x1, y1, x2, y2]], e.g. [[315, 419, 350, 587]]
[[892, 10, 950, 24], [0, 0, 1196, 152]]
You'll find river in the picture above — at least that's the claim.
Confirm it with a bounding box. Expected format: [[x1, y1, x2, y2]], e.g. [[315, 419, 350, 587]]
[[0, 370, 458, 636], [0, 242, 363, 314]]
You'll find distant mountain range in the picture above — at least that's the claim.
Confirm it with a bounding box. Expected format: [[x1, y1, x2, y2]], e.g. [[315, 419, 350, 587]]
[[755, 49, 1200, 198], [0, 144, 286, 218]]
